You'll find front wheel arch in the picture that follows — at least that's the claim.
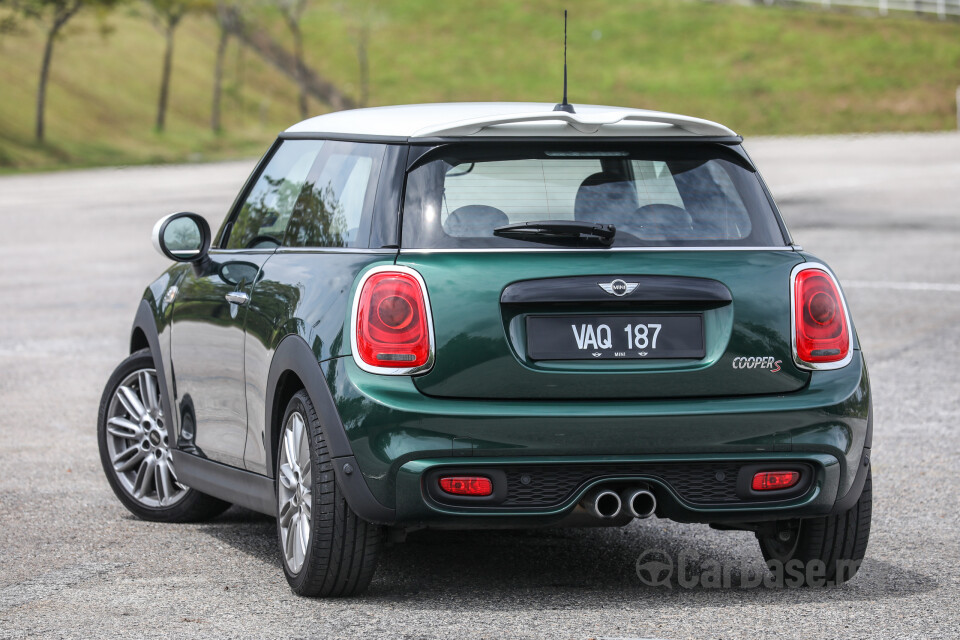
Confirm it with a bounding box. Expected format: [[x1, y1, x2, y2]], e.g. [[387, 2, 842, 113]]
[[131, 300, 175, 435]]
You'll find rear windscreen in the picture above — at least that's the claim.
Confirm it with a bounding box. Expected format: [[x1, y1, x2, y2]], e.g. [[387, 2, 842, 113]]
[[401, 143, 787, 248]]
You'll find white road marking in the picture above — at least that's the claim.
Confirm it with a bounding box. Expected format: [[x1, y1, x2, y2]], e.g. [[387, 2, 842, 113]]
[[844, 280, 960, 293]]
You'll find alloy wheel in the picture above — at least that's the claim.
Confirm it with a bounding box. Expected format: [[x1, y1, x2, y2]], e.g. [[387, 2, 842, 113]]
[[278, 411, 312, 574], [104, 368, 187, 508]]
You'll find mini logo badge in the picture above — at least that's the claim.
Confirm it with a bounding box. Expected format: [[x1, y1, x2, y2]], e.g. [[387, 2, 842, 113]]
[[599, 279, 638, 297]]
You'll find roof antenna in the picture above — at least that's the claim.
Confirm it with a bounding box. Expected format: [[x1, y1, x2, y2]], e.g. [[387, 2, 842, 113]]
[[553, 10, 575, 113]]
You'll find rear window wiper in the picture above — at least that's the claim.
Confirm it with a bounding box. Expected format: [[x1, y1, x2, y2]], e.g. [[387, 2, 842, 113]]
[[493, 220, 616, 247]]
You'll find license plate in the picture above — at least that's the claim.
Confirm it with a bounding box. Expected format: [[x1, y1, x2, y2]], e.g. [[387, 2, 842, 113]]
[[526, 314, 704, 360]]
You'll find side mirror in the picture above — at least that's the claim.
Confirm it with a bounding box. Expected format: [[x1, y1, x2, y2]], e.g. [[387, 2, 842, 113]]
[[152, 212, 211, 262]]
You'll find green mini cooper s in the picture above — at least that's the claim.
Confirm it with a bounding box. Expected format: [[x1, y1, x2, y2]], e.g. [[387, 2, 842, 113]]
[[98, 103, 872, 596]]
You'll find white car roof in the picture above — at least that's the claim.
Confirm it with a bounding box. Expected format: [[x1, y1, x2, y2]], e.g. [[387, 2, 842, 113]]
[[284, 102, 737, 139]]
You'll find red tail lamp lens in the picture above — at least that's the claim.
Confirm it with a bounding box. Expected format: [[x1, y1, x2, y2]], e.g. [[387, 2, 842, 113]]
[[794, 269, 849, 364], [438, 476, 493, 496], [377, 295, 414, 329], [356, 271, 430, 369], [752, 471, 800, 491], [356, 271, 431, 370]]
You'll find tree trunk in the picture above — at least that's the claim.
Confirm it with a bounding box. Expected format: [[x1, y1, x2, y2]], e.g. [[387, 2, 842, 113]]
[[219, 7, 355, 111], [212, 26, 229, 133], [35, 24, 57, 142], [34, 1, 81, 142], [289, 20, 308, 119], [156, 21, 178, 132], [357, 24, 369, 108], [235, 40, 246, 123]]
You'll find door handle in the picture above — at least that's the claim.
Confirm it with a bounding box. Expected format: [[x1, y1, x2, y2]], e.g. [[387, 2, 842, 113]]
[[225, 291, 250, 305]]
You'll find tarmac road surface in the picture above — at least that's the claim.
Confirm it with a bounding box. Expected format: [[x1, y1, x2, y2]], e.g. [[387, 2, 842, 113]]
[[1, 131, 958, 639]]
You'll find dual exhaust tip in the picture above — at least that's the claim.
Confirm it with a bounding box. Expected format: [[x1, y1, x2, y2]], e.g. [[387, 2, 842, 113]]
[[583, 486, 657, 520]]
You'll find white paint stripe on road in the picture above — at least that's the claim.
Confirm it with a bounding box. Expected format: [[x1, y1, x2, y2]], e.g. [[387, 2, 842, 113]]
[[844, 280, 960, 293]]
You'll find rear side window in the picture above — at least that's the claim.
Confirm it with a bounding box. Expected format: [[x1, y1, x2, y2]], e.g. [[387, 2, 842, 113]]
[[402, 143, 784, 248], [224, 140, 325, 250], [283, 141, 385, 249]]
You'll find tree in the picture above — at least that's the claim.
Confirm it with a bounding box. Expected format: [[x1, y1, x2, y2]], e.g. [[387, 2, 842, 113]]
[[210, 0, 231, 132], [0, 1, 21, 35], [336, 0, 385, 108], [216, 7, 354, 113], [275, 0, 309, 119], [143, 0, 207, 132], [9, 0, 119, 142], [210, 0, 242, 133]]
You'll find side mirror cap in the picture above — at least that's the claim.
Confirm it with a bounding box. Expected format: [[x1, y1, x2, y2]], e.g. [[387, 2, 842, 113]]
[[152, 212, 211, 262]]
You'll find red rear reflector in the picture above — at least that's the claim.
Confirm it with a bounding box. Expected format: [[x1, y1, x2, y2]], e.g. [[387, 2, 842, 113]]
[[438, 476, 493, 496], [793, 267, 850, 365], [354, 269, 432, 372], [752, 471, 800, 491]]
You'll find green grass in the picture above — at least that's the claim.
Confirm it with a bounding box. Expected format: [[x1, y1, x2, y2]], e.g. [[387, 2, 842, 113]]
[[0, 11, 302, 172], [2, 0, 959, 172]]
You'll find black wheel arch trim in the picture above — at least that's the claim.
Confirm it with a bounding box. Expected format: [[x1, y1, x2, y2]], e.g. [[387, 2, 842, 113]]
[[132, 300, 176, 440], [266, 335, 396, 524], [831, 401, 873, 514]]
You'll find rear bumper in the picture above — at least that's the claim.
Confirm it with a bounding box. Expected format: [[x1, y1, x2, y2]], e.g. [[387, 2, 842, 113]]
[[322, 350, 871, 527]]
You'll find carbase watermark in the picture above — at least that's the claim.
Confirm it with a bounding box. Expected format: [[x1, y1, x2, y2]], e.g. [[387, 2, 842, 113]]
[[635, 548, 861, 589]]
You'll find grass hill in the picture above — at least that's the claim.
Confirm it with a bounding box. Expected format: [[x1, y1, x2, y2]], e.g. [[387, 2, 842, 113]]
[[1, 0, 959, 172]]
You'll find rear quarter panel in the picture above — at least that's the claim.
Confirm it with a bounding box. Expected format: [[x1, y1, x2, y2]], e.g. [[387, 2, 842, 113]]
[[241, 250, 397, 474]]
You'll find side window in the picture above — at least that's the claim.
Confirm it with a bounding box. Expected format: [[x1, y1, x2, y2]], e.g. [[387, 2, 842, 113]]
[[283, 142, 385, 248], [224, 140, 325, 250]]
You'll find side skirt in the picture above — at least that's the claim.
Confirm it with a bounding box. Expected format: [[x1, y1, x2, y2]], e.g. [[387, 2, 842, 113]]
[[172, 450, 275, 516]]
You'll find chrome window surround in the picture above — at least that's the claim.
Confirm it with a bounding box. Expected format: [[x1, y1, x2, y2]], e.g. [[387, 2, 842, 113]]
[[790, 262, 854, 372], [349, 265, 436, 376]]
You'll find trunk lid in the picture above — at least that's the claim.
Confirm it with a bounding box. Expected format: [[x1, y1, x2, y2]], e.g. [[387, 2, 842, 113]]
[[399, 249, 807, 400]]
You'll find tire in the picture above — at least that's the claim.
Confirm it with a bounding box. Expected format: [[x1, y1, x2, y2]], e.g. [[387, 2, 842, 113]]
[[756, 466, 872, 587], [277, 389, 382, 597], [97, 349, 230, 522]]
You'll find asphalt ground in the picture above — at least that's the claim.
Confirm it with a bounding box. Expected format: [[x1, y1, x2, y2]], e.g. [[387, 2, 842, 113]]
[[1, 132, 958, 639]]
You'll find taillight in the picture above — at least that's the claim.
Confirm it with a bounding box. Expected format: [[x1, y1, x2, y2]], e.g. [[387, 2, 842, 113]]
[[352, 267, 433, 374], [438, 476, 493, 496], [752, 471, 801, 491], [792, 265, 851, 369]]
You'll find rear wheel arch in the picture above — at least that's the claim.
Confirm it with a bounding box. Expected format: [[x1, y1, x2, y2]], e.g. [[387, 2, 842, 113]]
[[264, 335, 396, 524], [271, 369, 306, 475], [265, 336, 354, 474]]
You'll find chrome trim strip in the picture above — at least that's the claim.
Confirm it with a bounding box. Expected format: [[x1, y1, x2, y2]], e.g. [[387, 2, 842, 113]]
[[789, 262, 855, 372], [349, 265, 436, 376], [399, 246, 794, 254], [275, 247, 398, 255], [208, 248, 277, 256], [209, 247, 397, 256]]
